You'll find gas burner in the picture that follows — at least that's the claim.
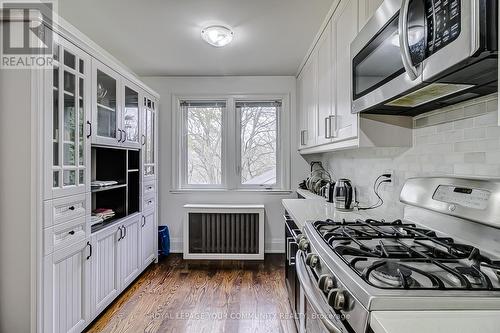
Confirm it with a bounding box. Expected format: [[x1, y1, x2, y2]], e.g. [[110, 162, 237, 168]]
[[456, 267, 484, 286], [369, 262, 419, 288], [313, 217, 500, 291]]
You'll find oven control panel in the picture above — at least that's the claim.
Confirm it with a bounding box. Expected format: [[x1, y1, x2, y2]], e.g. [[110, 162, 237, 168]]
[[432, 185, 490, 210]]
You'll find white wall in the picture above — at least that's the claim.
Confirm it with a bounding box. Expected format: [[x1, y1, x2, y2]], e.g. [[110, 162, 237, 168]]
[[314, 94, 500, 219], [140, 76, 309, 253], [0, 66, 32, 332]]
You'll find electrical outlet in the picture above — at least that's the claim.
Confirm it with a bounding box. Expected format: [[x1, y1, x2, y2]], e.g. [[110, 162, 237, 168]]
[[384, 169, 395, 187]]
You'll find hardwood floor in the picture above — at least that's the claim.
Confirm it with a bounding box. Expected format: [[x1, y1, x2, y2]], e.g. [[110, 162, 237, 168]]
[[85, 254, 297, 333]]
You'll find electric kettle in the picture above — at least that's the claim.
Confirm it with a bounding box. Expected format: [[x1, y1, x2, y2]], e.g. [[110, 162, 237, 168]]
[[333, 179, 354, 211]]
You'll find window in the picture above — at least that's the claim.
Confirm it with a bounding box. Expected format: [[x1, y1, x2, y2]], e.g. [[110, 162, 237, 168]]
[[176, 96, 288, 190], [237, 101, 279, 186], [181, 101, 225, 187]]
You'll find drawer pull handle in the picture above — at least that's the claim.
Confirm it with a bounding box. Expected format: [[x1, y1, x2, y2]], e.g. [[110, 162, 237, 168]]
[[68, 230, 75, 235], [68, 206, 75, 211]]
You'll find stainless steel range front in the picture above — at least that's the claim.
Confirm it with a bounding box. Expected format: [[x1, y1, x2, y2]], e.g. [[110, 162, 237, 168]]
[[296, 177, 500, 333]]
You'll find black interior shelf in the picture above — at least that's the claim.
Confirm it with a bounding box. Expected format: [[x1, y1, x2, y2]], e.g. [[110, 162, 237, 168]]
[[91, 147, 140, 233]]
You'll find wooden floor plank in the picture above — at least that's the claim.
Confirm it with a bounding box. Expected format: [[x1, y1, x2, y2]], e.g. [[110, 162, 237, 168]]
[[85, 254, 297, 333]]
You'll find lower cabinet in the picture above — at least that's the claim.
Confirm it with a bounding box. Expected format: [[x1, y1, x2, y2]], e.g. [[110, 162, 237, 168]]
[[43, 239, 91, 333], [141, 209, 156, 268], [43, 213, 156, 332], [90, 224, 121, 317], [119, 215, 142, 287]]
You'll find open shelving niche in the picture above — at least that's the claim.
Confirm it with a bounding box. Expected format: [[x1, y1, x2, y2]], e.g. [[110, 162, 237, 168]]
[[91, 146, 140, 232]]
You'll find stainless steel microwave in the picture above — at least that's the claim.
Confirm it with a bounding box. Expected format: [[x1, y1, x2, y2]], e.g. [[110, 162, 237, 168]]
[[351, 0, 498, 116]]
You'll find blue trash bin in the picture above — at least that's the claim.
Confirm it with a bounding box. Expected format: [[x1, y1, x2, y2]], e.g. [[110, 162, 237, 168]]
[[158, 225, 170, 257]]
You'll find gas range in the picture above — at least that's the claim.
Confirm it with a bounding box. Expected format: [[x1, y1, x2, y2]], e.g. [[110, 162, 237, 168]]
[[296, 177, 500, 333]]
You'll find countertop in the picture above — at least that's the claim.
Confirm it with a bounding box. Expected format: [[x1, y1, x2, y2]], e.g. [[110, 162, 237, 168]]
[[370, 311, 500, 333], [283, 189, 397, 228]]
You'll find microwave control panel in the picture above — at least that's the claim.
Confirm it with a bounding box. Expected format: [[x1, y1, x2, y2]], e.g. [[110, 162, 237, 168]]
[[426, 0, 461, 55]]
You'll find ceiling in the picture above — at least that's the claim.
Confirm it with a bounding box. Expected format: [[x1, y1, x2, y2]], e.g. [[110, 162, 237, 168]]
[[58, 0, 334, 76]]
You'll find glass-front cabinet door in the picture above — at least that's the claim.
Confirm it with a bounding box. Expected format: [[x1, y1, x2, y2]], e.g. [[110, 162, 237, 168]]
[[91, 60, 121, 146], [122, 81, 141, 148], [142, 96, 156, 180], [45, 37, 91, 199]]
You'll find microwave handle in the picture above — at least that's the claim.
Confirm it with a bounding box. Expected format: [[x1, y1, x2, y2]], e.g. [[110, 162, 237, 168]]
[[399, 0, 419, 81]]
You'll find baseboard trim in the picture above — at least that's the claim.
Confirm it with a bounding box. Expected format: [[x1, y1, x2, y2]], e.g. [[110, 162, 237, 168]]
[[168, 237, 284, 254]]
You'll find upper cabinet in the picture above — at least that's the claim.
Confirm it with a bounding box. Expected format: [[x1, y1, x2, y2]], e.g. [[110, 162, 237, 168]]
[[297, 0, 412, 154], [45, 37, 91, 200], [142, 95, 157, 180], [316, 19, 334, 146], [91, 61, 141, 148], [333, 0, 359, 142], [122, 81, 141, 148], [92, 60, 121, 146]]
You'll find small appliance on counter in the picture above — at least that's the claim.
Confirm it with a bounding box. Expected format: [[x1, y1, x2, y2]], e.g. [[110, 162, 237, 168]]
[[333, 178, 354, 211], [303, 161, 333, 196]]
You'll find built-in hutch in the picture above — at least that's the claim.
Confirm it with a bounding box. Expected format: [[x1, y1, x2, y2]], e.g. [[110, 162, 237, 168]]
[[0, 9, 158, 333]]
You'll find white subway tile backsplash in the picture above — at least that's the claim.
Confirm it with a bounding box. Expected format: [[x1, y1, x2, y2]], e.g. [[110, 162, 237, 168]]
[[319, 95, 500, 218], [463, 127, 486, 140]]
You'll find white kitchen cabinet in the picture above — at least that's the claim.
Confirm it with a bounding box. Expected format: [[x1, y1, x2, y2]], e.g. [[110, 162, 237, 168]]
[[298, 54, 318, 148], [142, 94, 157, 180], [141, 209, 157, 268], [121, 80, 142, 148], [119, 215, 142, 287], [44, 37, 91, 200], [43, 239, 91, 333], [90, 225, 121, 318], [297, 0, 413, 155], [332, 0, 359, 143], [316, 19, 335, 145], [358, 0, 384, 30], [91, 60, 122, 146]]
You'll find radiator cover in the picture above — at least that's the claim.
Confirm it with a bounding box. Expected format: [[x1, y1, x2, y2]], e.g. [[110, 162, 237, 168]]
[[183, 204, 265, 260]]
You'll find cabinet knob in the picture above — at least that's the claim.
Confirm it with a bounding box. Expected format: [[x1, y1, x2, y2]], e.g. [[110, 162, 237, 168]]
[[68, 206, 75, 211], [68, 230, 75, 235]]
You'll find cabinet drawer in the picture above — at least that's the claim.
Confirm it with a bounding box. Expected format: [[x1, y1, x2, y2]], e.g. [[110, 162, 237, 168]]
[[44, 216, 88, 255], [44, 193, 90, 228], [143, 180, 156, 196], [143, 193, 156, 211]]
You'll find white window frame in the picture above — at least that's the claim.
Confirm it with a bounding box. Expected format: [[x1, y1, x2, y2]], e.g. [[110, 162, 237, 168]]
[[172, 94, 290, 191], [235, 99, 282, 190]]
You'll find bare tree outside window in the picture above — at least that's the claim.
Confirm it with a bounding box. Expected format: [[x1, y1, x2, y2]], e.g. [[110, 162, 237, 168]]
[[185, 103, 223, 185], [238, 102, 278, 185]]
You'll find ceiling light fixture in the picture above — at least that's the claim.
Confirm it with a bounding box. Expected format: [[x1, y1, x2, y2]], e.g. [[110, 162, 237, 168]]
[[201, 25, 234, 47]]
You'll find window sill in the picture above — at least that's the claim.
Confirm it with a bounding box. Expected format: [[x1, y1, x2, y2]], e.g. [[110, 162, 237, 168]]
[[170, 189, 293, 195]]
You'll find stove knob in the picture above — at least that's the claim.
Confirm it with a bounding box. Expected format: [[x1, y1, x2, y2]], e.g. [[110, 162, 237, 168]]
[[318, 274, 336, 292], [327, 289, 346, 311], [305, 253, 319, 268], [298, 238, 309, 251]]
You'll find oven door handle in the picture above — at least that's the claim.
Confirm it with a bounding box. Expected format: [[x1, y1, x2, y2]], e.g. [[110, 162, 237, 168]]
[[399, 0, 419, 81], [296, 250, 344, 333]]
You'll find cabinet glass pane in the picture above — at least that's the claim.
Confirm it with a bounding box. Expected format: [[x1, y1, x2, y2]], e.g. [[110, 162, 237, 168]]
[[64, 50, 75, 69], [53, 76, 59, 166], [63, 170, 76, 186], [124, 86, 139, 143], [79, 59, 84, 74], [79, 78, 84, 166], [53, 171, 59, 187], [63, 71, 76, 166], [145, 109, 152, 164], [64, 71, 75, 95], [79, 170, 84, 185], [96, 69, 117, 139]]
